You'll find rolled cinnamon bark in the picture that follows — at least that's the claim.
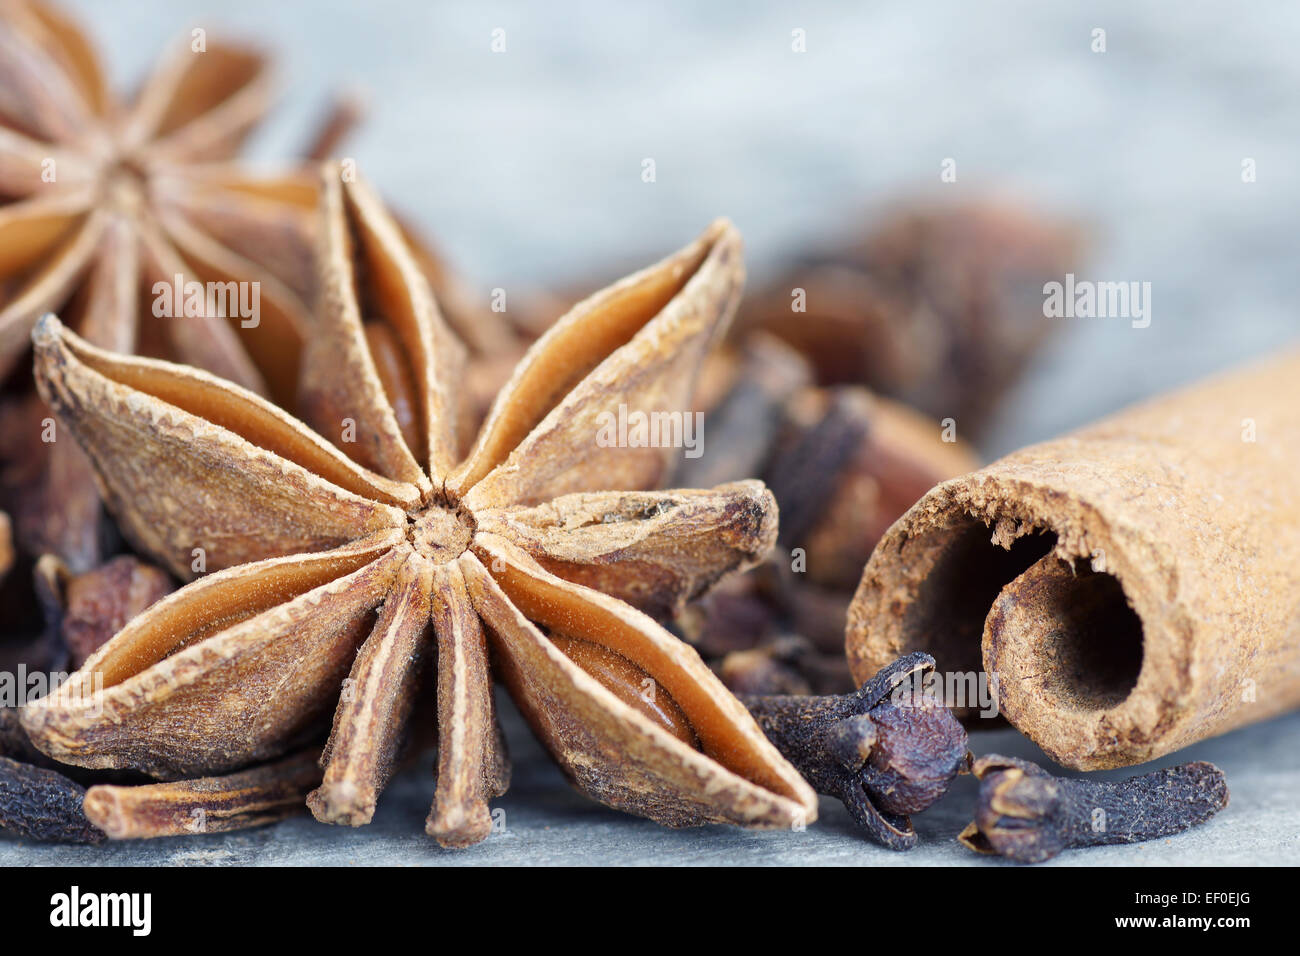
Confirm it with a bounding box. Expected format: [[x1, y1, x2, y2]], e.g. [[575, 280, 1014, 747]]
[[847, 347, 1300, 770]]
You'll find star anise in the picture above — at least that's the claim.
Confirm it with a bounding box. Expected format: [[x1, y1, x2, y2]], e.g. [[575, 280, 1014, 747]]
[[19, 167, 817, 847], [0, 0, 341, 570]]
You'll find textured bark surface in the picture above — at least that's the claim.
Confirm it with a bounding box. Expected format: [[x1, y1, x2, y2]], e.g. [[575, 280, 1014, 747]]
[[848, 348, 1300, 769]]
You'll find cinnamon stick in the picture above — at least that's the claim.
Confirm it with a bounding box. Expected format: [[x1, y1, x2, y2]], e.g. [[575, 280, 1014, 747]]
[[848, 347, 1300, 769]]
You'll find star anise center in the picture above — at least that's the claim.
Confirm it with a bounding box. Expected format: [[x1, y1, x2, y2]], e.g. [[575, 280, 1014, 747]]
[[100, 166, 147, 217], [407, 498, 475, 565]]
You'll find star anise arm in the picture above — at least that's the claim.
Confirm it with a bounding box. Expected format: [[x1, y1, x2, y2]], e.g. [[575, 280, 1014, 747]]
[[466, 534, 818, 829], [119, 37, 271, 163], [452, 220, 743, 507], [476, 481, 779, 620], [21, 532, 405, 777], [427, 558, 510, 848], [0, 204, 131, 567], [154, 204, 311, 407], [0, 189, 100, 379], [0, 124, 94, 197], [300, 92, 364, 162], [152, 164, 321, 303], [0, 180, 95, 273], [0, 204, 113, 560], [0, 0, 104, 143], [32, 315, 417, 576], [0, 214, 132, 569], [16, 0, 109, 110], [83, 749, 322, 839], [300, 166, 465, 487], [76, 215, 137, 350], [133, 217, 272, 397], [308, 550, 434, 827]]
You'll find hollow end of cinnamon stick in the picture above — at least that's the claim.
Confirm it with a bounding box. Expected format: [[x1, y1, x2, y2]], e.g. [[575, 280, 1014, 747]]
[[846, 484, 1189, 769], [984, 554, 1147, 759]]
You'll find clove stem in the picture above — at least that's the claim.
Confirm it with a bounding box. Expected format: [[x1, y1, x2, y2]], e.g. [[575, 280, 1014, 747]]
[[0, 754, 104, 844]]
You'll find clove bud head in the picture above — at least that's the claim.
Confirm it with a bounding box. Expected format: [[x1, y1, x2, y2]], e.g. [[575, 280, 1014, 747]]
[[744, 652, 968, 849], [865, 697, 967, 816]]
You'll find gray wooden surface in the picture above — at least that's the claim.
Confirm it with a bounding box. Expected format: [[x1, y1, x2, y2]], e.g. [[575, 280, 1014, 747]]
[[4, 700, 1297, 866]]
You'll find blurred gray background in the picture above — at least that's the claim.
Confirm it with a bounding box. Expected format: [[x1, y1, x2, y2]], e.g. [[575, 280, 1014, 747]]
[[7, 0, 1294, 866], [70, 0, 1300, 455]]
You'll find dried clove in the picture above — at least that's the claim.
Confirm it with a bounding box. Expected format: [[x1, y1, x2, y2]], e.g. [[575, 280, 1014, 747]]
[[675, 334, 813, 490], [721, 636, 818, 697], [763, 389, 873, 551], [58, 555, 174, 669], [0, 755, 104, 844], [672, 336, 976, 697], [959, 755, 1229, 863], [743, 652, 968, 849], [82, 751, 323, 839], [736, 201, 1083, 436]]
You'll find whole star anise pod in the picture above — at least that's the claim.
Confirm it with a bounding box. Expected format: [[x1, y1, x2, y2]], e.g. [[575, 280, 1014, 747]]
[[19, 168, 818, 847], [0, 0, 342, 569]]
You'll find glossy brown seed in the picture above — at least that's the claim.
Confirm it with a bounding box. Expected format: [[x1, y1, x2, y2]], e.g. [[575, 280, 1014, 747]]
[[550, 634, 699, 748]]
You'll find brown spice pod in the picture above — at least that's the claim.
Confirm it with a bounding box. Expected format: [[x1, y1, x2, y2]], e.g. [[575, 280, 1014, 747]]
[[848, 347, 1300, 770]]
